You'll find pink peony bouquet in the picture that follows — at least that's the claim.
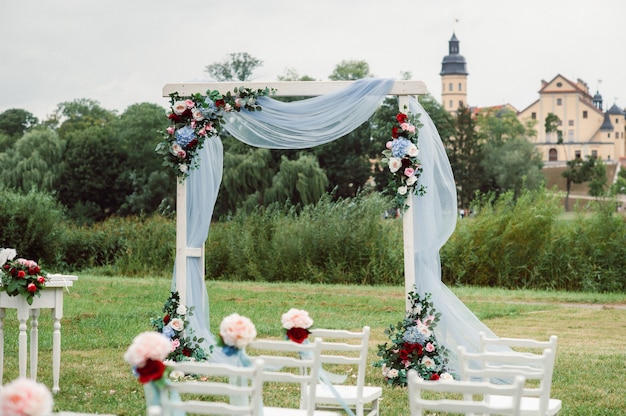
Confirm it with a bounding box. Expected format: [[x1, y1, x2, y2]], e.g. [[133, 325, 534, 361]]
[[218, 313, 257, 355], [125, 331, 172, 384], [281, 308, 314, 343], [0, 377, 53, 416]]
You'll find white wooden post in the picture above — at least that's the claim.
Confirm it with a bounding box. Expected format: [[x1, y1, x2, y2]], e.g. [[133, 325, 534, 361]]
[[164, 80, 427, 308]]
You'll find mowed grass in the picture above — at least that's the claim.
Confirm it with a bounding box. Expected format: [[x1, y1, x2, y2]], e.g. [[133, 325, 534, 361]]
[[0, 276, 624, 415]]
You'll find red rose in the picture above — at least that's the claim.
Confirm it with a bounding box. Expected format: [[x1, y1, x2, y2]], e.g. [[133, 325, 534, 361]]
[[392, 127, 399, 138], [396, 113, 408, 123], [399, 349, 410, 361], [136, 359, 166, 384], [286, 327, 310, 344], [17, 270, 26, 278], [27, 283, 37, 293], [188, 139, 198, 148], [2, 264, 9, 270], [215, 99, 225, 108], [37, 276, 46, 284], [404, 342, 423, 356], [430, 373, 440, 381], [168, 113, 179, 121], [163, 315, 170, 324], [182, 348, 192, 357]]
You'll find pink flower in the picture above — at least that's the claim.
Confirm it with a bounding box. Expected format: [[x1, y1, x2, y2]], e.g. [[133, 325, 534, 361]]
[[0, 377, 53, 416], [404, 167, 415, 178], [27, 283, 37, 293], [425, 342, 435, 352], [219, 313, 257, 349], [184, 99, 195, 108], [37, 276, 46, 284], [171, 338, 180, 352], [124, 331, 172, 368], [281, 308, 313, 330], [385, 141, 393, 150], [166, 126, 175, 135]]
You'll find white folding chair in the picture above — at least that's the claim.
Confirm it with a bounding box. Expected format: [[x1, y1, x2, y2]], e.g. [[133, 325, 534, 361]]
[[479, 332, 558, 356], [246, 337, 341, 416], [458, 344, 562, 416], [407, 369, 525, 416], [157, 358, 264, 416], [309, 326, 381, 416]]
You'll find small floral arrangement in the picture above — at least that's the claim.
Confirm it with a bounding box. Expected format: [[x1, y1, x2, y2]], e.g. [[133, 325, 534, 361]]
[[0, 248, 49, 306], [217, 313, 257, 356], [374, 289, 453, 386], [150, 291, 211, 362], [125, 331, 173, 385], [0, 377, 54, 416], [381, 112, 426, 211], [281, 308, 314, 343], [156, 86, 274, 181]]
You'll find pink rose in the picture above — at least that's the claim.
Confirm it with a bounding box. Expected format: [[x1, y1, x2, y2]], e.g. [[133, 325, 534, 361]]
[[171, 338, 180, 352], [219, 313, 257, 349], [281, 308, 313, 330], [166, 127, 175, 135], [184, 99, 195, 108], [0, 377, 53, 416], [425, 342, 435, 352], [124, 332, 172, 368], [404, 167, 415, 177], [386, 141, 393, 150], [37, 276, 46, 284]]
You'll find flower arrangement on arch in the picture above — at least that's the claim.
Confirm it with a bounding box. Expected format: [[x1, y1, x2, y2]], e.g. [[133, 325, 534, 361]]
[[217, 313, 257, 356], [0, 248, 49, 306], [281, 308, 314, 343], [150, 291, 211, 362], [381, 111, 426, 211], [125, 331, 173, 385], [0, 377, 54, 416], [156, 86, 274, 181], [374, 289, 453, 387]]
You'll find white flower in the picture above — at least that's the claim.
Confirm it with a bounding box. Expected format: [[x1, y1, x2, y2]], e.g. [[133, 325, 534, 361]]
[[169, 318, 184, 332], [407, 144, 419, 157], [219, 313, 257, 349], [388, 157, 402, 173], [0, 248, 17, 266], [387, 368, 399, 378], [281, 308, 313, 330], [416, 321, 432, 338], [397, 186, 408, 195], [439, 372, 454, 381], [179, 164, 188, 173], [406, 175, 418, 186], [173, 101, 188, 115], [192, 109, 205, 121], [169, 370, 185, 380], [0, 377, 53, 416], [124, 331, 172, 368], [421, 356, 436, 369], [176, 305, 187, 315]]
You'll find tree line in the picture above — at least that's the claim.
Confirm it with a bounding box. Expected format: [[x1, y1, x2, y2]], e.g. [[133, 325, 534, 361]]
[[0, 54, 546, 225]]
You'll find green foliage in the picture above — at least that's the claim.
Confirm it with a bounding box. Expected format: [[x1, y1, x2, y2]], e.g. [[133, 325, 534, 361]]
[[0, 189, 65, 264], [449, 105, 484, 208], [205, 52, 263, 82], [0, 108, 38, 137], [328, 59, 373, 81]]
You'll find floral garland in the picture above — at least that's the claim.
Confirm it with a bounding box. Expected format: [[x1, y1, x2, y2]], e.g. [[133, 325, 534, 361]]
[[381, 112, 426, 211], [374, 289, 453, 386], [150, 292, 211, 362], [156, 86, 274, 181], [281, 308, 314, 343], [0, 248, 49, 306]]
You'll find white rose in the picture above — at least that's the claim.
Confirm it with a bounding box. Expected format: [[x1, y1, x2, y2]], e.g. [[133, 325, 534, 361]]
[[169, 370, 185, 380], [440, 372, 454, 381], [388, 158, 402, 173], [192, 109, 204, 121], [407, 144, 419, 157], [406, 175, 417, 186], [387, 368, 399, 378], [170, 318, 185, 332], [173, 101, 188, 115], [176, 305, 187, 315], [421, 356, 436, 369], [398, 186, 408, 195], [179, 164, 188, 173]]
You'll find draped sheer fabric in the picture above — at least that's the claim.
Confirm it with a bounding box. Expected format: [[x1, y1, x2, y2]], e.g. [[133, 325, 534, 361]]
[[174, 78, 500, 365]]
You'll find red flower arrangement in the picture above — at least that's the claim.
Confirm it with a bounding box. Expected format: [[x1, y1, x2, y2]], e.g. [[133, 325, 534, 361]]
[[281, 308, 314, 343], [0, 249, 49, 306]]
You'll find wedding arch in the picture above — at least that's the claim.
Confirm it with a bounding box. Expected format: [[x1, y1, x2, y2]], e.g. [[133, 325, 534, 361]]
[[161, 78, 499, 364]]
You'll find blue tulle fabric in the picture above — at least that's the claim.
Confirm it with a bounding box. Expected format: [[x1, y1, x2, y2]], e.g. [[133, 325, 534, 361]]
[[172, 78, 501, 366]]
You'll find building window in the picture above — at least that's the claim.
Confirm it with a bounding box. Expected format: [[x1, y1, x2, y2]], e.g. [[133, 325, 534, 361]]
[[459, 100, 463, 108], [575, 150, 581, 158], [568, 130, 574, 142], [458, 83, 462, 91], [583, 111, 588, 118], [449, 83, 453, 91], [531, 112, 536, 120], [548, 148, 558, 161], [616, 118, 620, 124], [557, 98, 562, 105], [557, 120, 563, 126], [568, 120, 574, 126], [556, 82, 563, 87], [449, 100, 453, 109], [591, 150, 598, 158]]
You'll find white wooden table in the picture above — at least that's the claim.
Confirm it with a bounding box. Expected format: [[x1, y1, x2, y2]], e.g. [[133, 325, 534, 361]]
[[0, 274, 77, 393]]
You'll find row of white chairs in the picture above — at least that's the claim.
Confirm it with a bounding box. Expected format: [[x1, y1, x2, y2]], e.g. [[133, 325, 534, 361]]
[[408, 332, 561, 416], [154, 326, 381, 416]]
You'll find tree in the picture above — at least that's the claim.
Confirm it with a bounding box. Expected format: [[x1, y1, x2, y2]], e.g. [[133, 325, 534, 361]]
[[545, 112, 563, 144], [53, 98, 117, 140], [449, 105, 484, 208], [205, 52, 263, 82], [588, 157, 608, 197], [328, 60, 373, 81], [277, 68, 316, 82], [0, 109, 38, 138], [562, 156, 596, 211]]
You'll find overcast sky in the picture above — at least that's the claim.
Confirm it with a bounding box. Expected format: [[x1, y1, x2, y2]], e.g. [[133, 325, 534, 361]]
[[1, 0, 624, 121]]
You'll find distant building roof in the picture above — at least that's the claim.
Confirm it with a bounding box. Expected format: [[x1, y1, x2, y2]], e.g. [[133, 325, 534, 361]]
[[607, 103, 626, 115], [440, 33, 468, 76], [600, 112, 614, 131]]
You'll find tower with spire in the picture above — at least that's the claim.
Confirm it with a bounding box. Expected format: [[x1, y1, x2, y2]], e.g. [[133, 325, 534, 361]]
[[440, 33, 469, 113]]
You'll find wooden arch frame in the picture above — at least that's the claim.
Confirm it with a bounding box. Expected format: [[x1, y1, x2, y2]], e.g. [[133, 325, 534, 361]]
[[162, 80, 428, 310]]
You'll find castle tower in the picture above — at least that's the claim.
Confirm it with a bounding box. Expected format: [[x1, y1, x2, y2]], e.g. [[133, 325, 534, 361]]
[[440, 33, 468, 113]]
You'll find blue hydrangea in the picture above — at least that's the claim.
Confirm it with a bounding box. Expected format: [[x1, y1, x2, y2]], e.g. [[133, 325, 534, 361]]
[[175, 125, 196, 147], [162, 325, 175, 339], [391, 138, 412, 158], [402, 325, 426, 344]]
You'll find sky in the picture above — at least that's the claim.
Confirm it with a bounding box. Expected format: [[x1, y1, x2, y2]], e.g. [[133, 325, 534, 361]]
[[1, 0, 625, 121]]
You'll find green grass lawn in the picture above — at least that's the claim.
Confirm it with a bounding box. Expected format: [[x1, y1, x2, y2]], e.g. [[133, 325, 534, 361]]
[[1, 275, 624, 415]]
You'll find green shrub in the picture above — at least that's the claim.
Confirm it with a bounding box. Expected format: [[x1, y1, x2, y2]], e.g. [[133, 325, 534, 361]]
[[0, 189, 65, 265]]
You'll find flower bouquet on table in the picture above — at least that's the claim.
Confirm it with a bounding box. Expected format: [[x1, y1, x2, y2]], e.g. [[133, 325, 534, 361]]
[[217, 313, 257, 358], [150, 291, 211, 362], [0, 377, 54, 416], [281, 308, 314, 343], [374, 289, 454, 387], [0, 248, 49, 306], [381, 111, 426, 211], [156, 86, 274, 181]]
